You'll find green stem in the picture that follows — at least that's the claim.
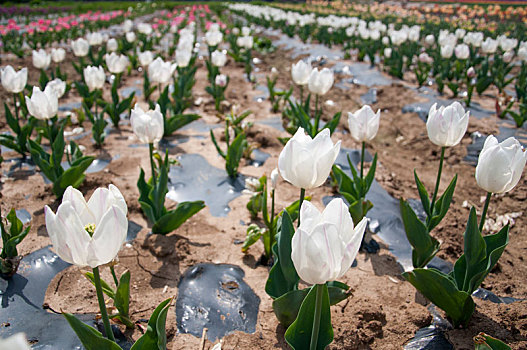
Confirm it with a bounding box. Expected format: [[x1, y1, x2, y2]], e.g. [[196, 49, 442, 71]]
[[479, 192, 492, 232], [300, 85, 304, 105], [47, 119, 53, 144], [13, 94, 19, 122], [360, 141, 365, 180], [314, 94, 319, 135], [92, 267, 116, 342], [149, 143, 157, 187], [109, 265, 119, 287], [310, 284, 323, 350], [298, 188, 306, 227], [428, 147, 446, 222]]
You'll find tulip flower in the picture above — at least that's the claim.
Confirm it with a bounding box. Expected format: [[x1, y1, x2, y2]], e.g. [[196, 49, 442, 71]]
[[211, 50, 227, 67], [126, 31, 136, 43], [0, 333, 31, 350], [175, 49, 192, 68], [122, 19, 133, 32], [32, 49, 51, 70], [308, 67, 333, 96], [138, 50, 154, 67], [475, 135, 526, 232], [25, 85, 58, 120], [83, 65, 105, 91], [105, 52, 129, 74], [130, 104, 164, 145], [215, 74, 227, 87], [348, 105, 380, 143], [148, 57, 177, 85], [270, 168, 279, 190], [427, 102, 469, 147], [454, 44, 470, 60], [291, 60, 311, 86], [72, 37, 89, 57], [45, 184, 127, 342], [292, 198, 367, 285], [137, 23, 152, 35], [51, 48, 66, 63], [481, 38, 498, 54], [46, 78, 66, 99], [425, 34, 435, 46], [86, 32, 103, 46], [440, 44, 454, 59], [205, 30, 223, 47], [384, 47, 392, 58], [237, 35, 253, 50], [106, 38, 118, 52], [0, 65, 27, 94]]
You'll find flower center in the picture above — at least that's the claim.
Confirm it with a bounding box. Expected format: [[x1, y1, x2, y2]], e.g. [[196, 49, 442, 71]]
[[84, 223, 96, 237]]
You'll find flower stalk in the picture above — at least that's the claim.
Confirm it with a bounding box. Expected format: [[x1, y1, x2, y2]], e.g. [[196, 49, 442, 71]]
[[92, 266, 116, 342]]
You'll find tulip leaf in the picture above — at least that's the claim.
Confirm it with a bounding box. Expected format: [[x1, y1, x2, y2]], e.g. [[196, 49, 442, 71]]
[[322, 111, 341, 135], [130, 298, 172, 350], [1, 209, 30, 259], [363, 153, 378, 195], [414, 170, 431, 217], [402, 268, 475, 328], [54, 156, 95, 198], [428, 174, 457, 231], [226, 132, 247, 178], [284, 284, 333, 350], [474, 333, 511, 350], [84, 272, 116, 299], [332, 165, 359, 200], [400, 199, 440, 268], [273, 282, 351, 327], [165, 113, 200, 136], [242, 224, 266, 253], [210, 129, 226, 159], [266, 211, 299, 299], [63, 313, 122, 350], [451, 208, 509, 294], [152, 200, 205, 235], [348, 199, 373, 226]]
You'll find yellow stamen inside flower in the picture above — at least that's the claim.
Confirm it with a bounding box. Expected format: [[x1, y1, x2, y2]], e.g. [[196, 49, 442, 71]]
[[84, 223, 96, 237]]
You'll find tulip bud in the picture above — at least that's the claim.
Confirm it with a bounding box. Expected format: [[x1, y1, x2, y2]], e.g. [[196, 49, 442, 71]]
[[72, 37, 90, 57], [291, 60, 311, 86], [25, 85, 58, 120], [348, 105, 381, 142], [215, 74, 228, 87], [467, 67, 476, 78], [308, 68, 334, 96], [418, 52, 432, 64], [105, 53, 129, 74], [45, 185, 128, 268], [46, 78, 66, 99], [130, 104, 164, 144], [32, 49, 51, 70], [382, 36, 389, 45], [106, 38, 118, 52], [0, 333, 31, 350], [211, 50, 227, 67], [51, 48, 66, 63], [278, 127, 340, 189], [138, 50, 154, 67], [384, 47, 392, 58], [242, 26, 251, 37], [291, 199, 367, 285], [425, 34, 435, 46], [270, 168, 279, 190], [232, 27, 240, 36], [84, 65, 105, 91], [475, 136, 526, 194], [126, 31, 136, 43], [503, 50, 514, 63], [426, 102, 469, 147], [0, 65, 27, 93]]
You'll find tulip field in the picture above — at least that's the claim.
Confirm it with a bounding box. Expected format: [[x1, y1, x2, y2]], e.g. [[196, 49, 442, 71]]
[[1, 1, 527, 349]]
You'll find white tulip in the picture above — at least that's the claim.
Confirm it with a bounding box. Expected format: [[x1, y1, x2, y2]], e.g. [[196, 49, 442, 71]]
[[211, 50, 227, 67], [25, 85, 58, 120], [440, 44, 454, 59], [122, 19, 133, 33], [83, 65, 106, 91], [126, 31, 136, 43], [308, 68, 333, 96], [481, 38, 498, 54], [51, 48, 66, 63], [206, 30, 223, 47], [86, 32, 103, 46], [105, 53, 129, 74], [384, 47, 392, 58], [291, 60, 311, 86], [106, 38, 118, 52], [278, 127, 341, 189], [1, 65, 27, 93], [0, 333, 31, 350], [46, 78, 66, 99], [137, 23, 153, 35], [475, 136, 526, 194], [455, 44, 470, 59], [503, 51, 514, 63], [425, 34, 435, 46], [138, 50, 154, 67], [33, 49, 51, 70], [215, 74, 228, 87], [426, 102, 469, 147], [291, 199, 367, 285], [270, 168, 279, 190], [348, 105, 380, 142], [45, 185, 128, 268], [130, 104, 164, 144], [72, 38, 90, 57], [237, 36, 253, 49], [175, 49, 192, 68], [500, 38, 517, 52], [148, 57, 177, 84]]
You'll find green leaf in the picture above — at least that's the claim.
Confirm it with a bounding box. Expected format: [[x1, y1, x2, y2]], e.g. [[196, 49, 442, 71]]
[[165, 114, 200, 135], [403, 268, 474, 328], [400, 199, 440, 268], [131, 298, 172, 350], [474, 333, 511, 350], [210, 129, 226, 159], [226, 132, 247, 178], [242, 224, 266, 253], [84, 272, 116, 299], [265, 211, 299, 299], [363, 153, 377, 195], [323, 111, 341, 135], [414, 170, 430, 217], [114, 270, 132, 328], [152, 200, 205, 235], [331, 165, 358, 199], [428, 175, 457, 231], [284, 284, 333, 350], [63, 313, 122, 350], [54, 156, 95, 198]]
